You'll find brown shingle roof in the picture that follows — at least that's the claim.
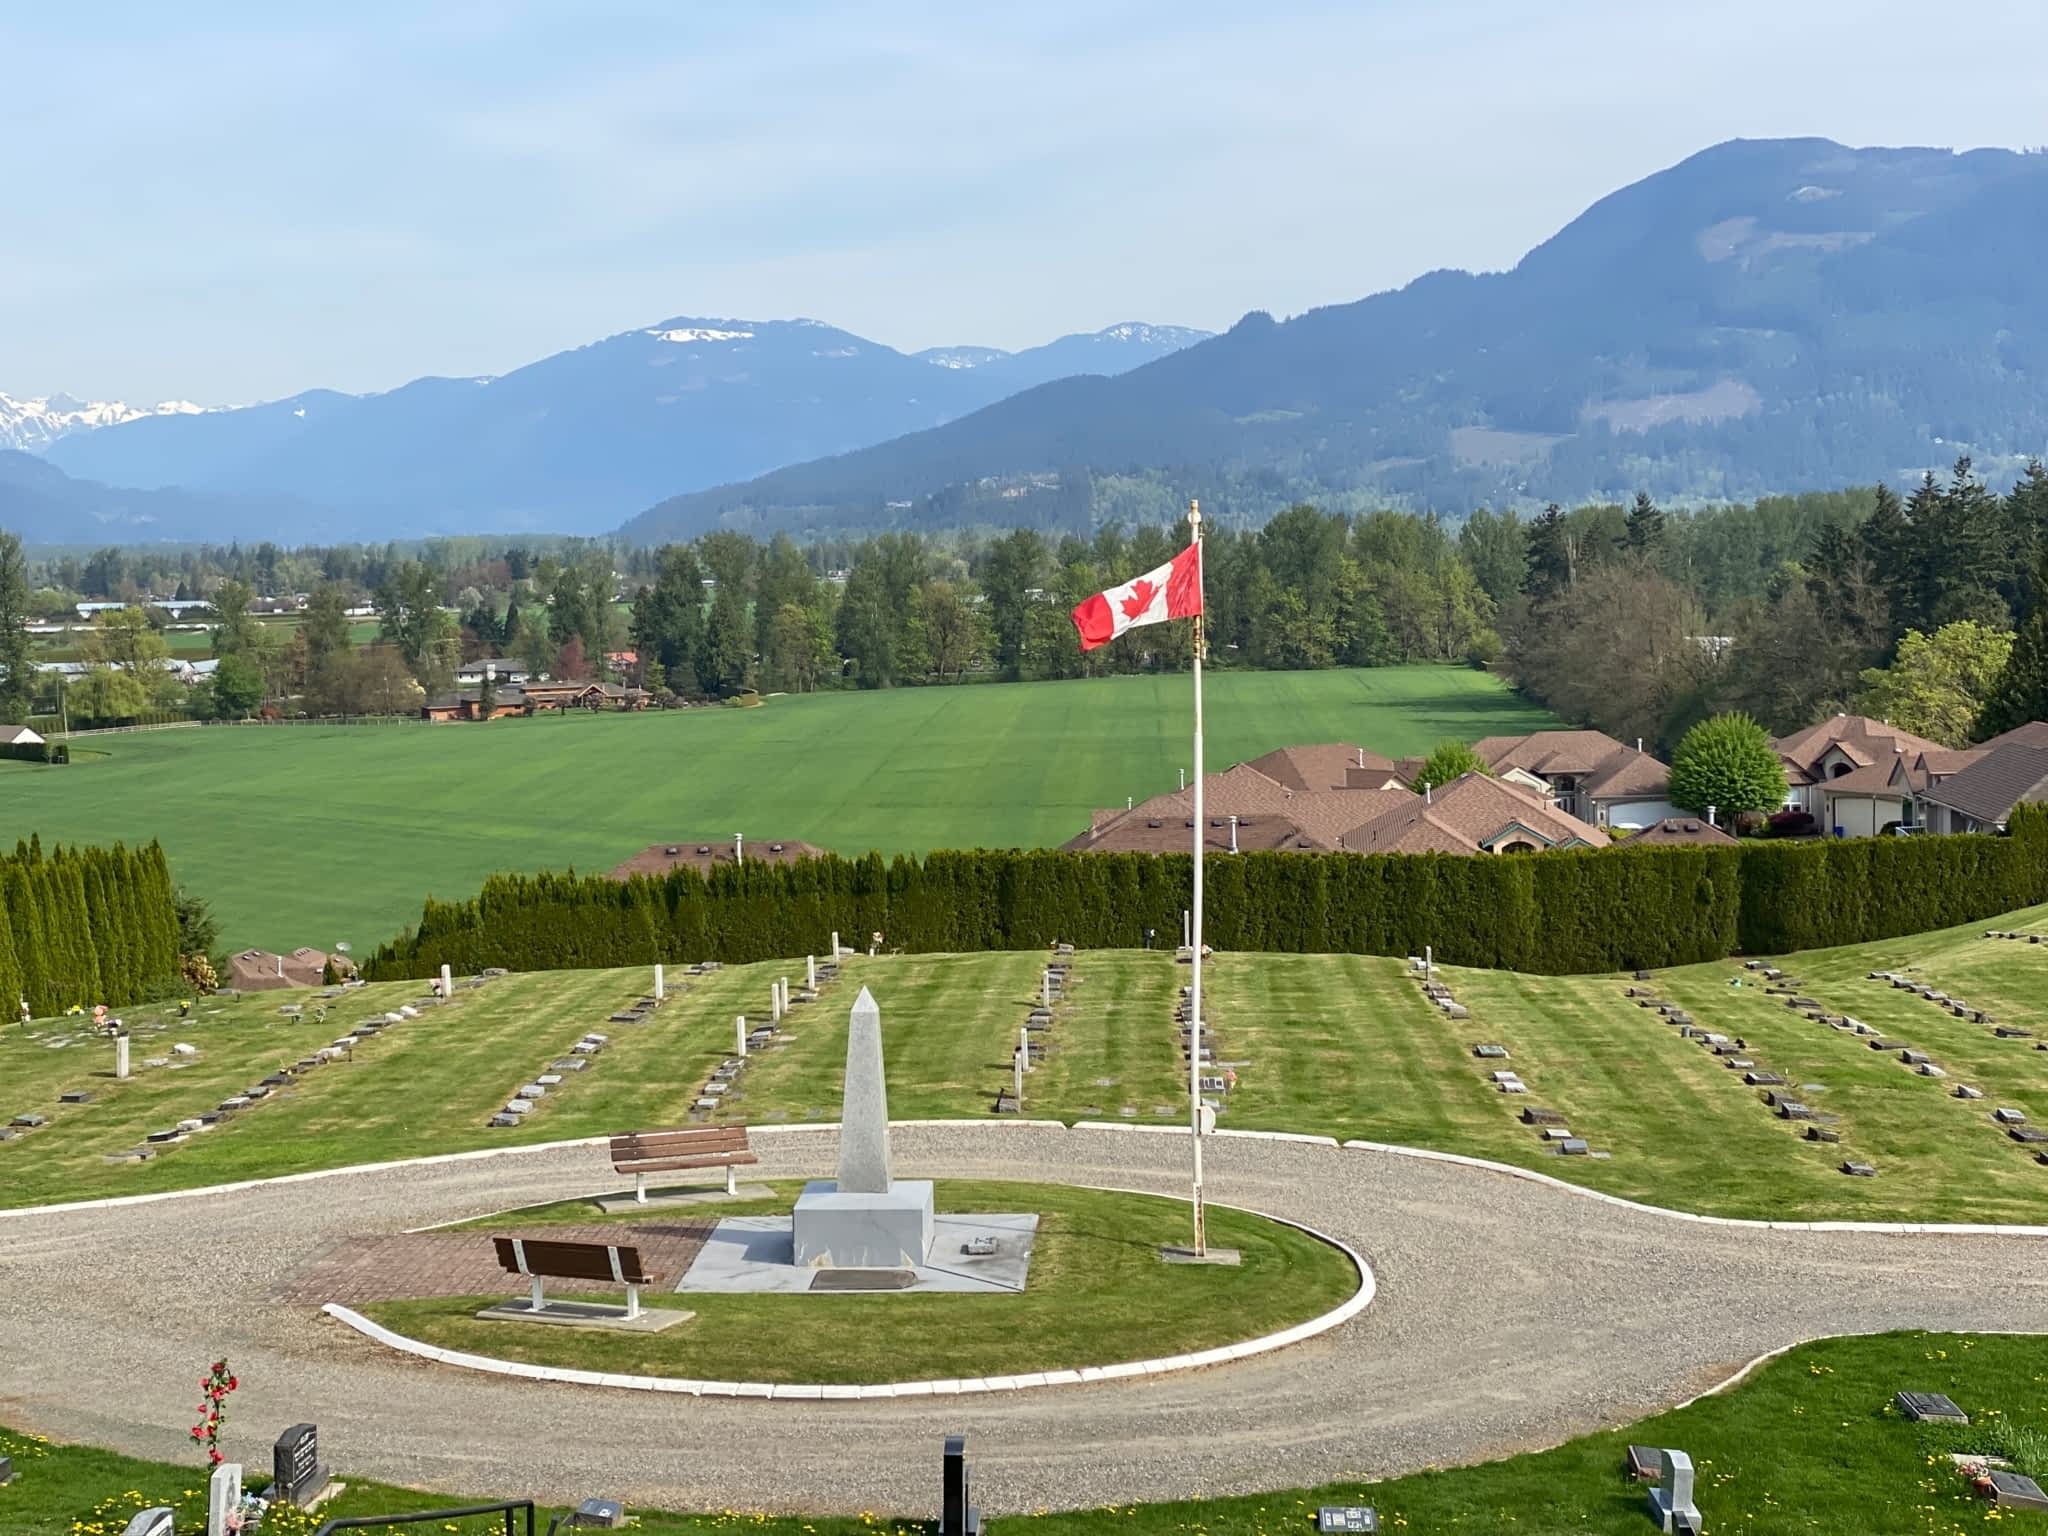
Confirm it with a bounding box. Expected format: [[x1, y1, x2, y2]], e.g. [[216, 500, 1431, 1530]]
[[1978, 720, 2048, 751], [1471, 730, 1670, 802], [1626, 817, 1738, 846], [1066, 813, 1328, 855], [1242, 743, 1395, 792], [608, 839, 826, 879], [1341, 772, 1604, 854], [1771, 714, 1947, 777], [1918, 744, 2048, 828]]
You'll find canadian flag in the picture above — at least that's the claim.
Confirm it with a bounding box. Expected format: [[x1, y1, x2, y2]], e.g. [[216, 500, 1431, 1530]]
[[1070, 542, 1203, 652]]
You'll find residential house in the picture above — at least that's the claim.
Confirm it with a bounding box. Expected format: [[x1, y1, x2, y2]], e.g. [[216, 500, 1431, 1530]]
[[421, 686, 531, 722], [455, 660, 532, 685], [521, 681, 649, 712], [1917, 731, 2048, 834], [0, 724, 45, 748], [1469, 731, 1680, 829], [1340, 772, 1606, 854], [607, 838, 826, 879], [1771, 714, 1947, 834]]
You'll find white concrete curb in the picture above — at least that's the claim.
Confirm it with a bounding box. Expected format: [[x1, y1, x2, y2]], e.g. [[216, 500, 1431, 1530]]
[[1335, 1137, 2048, 1236], [322, 1196, 1375, 1401]]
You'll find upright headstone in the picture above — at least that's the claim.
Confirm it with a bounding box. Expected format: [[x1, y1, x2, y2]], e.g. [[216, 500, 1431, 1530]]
[[771, 981, 783, 1022], [439, 963, 452, 998], [271, 1423, 324, 1509], [807, 954, 817, 988], [940, 1434, 981, 1536], [1041, 970, 1051, 1007], [119, 1511, 175, 1536], [208, 1463, 243, 1536], [736, 1015, 748, 1058], [839, 987, 891, 1192], [653, 964, 665, 1002], [115, 1033, 130, 1080], [1020, 1025, 1033, 1073], [831, 929, 840, 957], [1013, 1045, 1024, 1109], [1648, 1448, 1700, 1533], [1182, 909, 1191, 949]]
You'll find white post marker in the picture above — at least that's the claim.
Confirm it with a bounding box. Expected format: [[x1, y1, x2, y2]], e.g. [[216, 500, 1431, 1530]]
[[653, 963, 665, 1001], [1020, 1024, 1032, 1072], [781, 975, 790, 1013], [1013, 1045, 1024, 1110], [1187, 497, 1208, 1255], [115, 1034, 130, 1080], [1041, 969, 1051, 1007], [1425, 943, 1434, 983], [1182, 908, 1191, 950], [736, 1015, 748, 1058], [831, 929, 840, 957], [439, 963, 452, 998], [807, 953, 817, 988], [770, 981, 782, 1022]]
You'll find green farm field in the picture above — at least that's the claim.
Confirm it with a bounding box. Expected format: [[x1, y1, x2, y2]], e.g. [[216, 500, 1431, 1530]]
[[0, 665, 1555, 951], [5, 901, 2046, 1221]]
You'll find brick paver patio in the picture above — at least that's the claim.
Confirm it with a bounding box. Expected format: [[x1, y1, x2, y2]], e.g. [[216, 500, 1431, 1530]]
[[279, 1220, 715, 1304]]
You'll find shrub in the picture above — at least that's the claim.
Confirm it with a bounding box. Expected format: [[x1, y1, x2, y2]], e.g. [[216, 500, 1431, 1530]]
[[1669, 713, 1789, 818], [1767, 809, 1817, 838]]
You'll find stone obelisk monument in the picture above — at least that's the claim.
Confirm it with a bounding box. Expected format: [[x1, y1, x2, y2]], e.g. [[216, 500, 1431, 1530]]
[[791, 986, 935, 1268]]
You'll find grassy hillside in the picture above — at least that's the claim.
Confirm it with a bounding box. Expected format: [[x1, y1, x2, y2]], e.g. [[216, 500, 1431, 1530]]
[[5, 902, 2044, 1221], [0, 665, 1554, 951]]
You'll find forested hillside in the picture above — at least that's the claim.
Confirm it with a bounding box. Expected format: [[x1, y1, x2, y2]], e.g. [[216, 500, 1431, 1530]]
[[624, 139, 2048, 544]]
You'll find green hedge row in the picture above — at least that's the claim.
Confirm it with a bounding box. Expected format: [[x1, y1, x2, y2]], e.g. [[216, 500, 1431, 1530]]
[[0, 838, 182, 1017], [1, 741, 69, 764], [363, 807, 2048, 979]]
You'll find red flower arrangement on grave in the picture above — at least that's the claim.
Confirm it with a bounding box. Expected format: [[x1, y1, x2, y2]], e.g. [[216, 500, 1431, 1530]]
[[189, 1358, 237, 1466]]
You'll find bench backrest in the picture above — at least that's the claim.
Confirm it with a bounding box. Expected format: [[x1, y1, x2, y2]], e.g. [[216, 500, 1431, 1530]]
[[610, 1126, 750, 1161], [492, 1236, 651, 1286]]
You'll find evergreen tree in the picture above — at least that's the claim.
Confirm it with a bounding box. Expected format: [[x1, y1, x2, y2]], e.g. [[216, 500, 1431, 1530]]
[[0, 530, 35, 725], [1625, 492, 1666, 551], [2, 863, 50, 1016], [1977, 540, 2048, 739], [0, 874, 20, 1025], [1524, 504, 1573, 600]]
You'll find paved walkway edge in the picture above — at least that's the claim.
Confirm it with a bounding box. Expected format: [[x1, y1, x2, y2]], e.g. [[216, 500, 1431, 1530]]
[[10, 1119, 2048, 1236], [320, 1197, 1375, 1400]]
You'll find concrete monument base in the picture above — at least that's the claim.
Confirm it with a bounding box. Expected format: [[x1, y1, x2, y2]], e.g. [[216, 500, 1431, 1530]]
[[792, 1178, 935, 1268]]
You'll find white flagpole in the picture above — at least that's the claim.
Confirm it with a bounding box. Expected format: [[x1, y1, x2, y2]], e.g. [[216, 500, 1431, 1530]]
[[1187, 497, 1207, 1256]]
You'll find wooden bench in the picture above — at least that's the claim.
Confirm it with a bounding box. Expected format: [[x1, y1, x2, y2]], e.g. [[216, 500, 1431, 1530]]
[[609, 1125, 758, 1203], [492, 1236, 654, 1319]]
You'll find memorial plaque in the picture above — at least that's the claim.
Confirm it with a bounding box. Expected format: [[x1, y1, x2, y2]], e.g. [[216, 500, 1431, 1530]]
[[1987, 1472, 2048, 1512], [1316, 1508, 1378, 1533], [119, 1511, 175, 1536], [1895, 1390, 1968, 1424]]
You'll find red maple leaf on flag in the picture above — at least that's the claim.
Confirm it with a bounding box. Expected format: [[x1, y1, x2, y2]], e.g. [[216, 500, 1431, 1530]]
[[1120, 578, 1159, 620]]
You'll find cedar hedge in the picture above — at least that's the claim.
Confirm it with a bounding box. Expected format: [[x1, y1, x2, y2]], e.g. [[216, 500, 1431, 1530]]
[[0, 837, 182, 1017], [359, 807, 2048, 979]]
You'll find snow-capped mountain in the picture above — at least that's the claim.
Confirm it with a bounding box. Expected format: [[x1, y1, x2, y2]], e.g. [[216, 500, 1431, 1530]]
[[40, 315, 1208, 536], [0, 392, 207, 452]]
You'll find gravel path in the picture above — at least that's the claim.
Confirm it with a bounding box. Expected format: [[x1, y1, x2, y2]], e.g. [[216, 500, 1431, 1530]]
[[3, 1123, 2047, 1517]]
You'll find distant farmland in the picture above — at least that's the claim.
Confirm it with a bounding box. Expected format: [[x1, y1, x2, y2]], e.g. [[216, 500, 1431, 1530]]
[[0, 666, 1557, 951]]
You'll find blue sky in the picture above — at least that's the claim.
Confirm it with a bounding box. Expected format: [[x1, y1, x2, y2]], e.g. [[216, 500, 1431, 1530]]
[[5, 0, 2045, 403]]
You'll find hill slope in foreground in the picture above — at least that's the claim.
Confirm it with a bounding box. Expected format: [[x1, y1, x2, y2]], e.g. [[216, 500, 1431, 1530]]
[[0, 666, 1553, 951]]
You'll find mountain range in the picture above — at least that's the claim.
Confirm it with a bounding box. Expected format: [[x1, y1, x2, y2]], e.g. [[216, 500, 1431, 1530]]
[[626, 138, 2048, 544], [10, 138, 2048, 550], [15, 320, 1206, 542], [0, 393, 208, 454]]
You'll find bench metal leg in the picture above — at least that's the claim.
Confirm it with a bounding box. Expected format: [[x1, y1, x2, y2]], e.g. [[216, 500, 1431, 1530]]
[[635, 1172, 647, 1204], [625, 1284, 640, 1321], [530, 1277, 545, 1312], [725, 1165, 737, 1196]]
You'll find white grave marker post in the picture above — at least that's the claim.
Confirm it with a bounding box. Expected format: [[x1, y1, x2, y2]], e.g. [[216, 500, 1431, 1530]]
[[653, 964, 665, 1001], [1182, 909, 1191, 949], [1020, 1025, 1033, 1072], [770, 981, 782, 1022], [207, 1463, 243, 1536], [1041, 969, 1051, 1007], [807, 954, 817, 988], [1013, 1045, 1024, 1110], [439, 962, 452, 997], [736, 1015, 748, 1058], [115, 1034, 130, 1079], [831, 929, 840, 957], [781, 976, 790, 1014]]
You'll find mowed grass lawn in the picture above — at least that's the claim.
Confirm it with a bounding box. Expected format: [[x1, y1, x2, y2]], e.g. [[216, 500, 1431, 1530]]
[[7, 906, 2046, 1221], [0, 665, 1555, 951], [7, 1331, 2046, 1534], [361, 1179, 1358, 1384]]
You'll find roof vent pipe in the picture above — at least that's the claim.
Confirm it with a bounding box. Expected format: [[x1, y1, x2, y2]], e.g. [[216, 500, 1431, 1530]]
[[1228, 815, 1239, 854], [1707, 804, 1717, 826], [1425, 782, 1433, 805]]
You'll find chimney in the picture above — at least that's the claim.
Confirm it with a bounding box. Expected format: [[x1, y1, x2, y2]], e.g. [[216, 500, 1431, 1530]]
[[734, 832, 744, 866], [1228, 815, 1239, 853]]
